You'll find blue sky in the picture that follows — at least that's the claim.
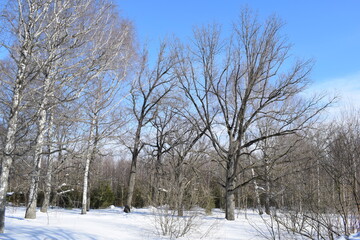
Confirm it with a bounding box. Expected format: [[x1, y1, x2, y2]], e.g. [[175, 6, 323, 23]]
[[1, 0, 359, 84], [116, 0, 359, 82], [115, 0, 360, 114], [0, 1, 359, 113]]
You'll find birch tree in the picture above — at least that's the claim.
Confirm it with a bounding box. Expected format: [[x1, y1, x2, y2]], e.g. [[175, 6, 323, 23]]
[[0, 0, 48, 231], [77, 4, 134, 214], [22, 0, 130, 219]]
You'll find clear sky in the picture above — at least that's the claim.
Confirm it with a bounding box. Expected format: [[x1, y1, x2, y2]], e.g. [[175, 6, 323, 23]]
[[115, 0, 360, 113], [0, 1, 359, 113]]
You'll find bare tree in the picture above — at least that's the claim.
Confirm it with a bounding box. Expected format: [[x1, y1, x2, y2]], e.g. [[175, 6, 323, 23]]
[[321, 112, 360, 235], [0, 0, 49, 231], [175, 10, 331, 220], [0, 0, 135, 224], [148, 103, 177, 205], [251, 123, 303, 215], [169, 123, 207, 217], [124, 42, 176, 207], [79, 7, 134, 215], [23, 0, 133, 219]]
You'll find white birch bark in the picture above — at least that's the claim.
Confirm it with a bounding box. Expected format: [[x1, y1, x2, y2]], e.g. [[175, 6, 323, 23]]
[[25, 75, 52, 219], [40, 109, 54, 213], [251, 166, 263, 215], [0, 0, 37, 230], [81, 117, 96, 214], [0, 79, 23, 232]]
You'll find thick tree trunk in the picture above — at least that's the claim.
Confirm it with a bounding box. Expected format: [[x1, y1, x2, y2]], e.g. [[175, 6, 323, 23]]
[[126, 158, 137, 207], [40, 118, 54, 212], [40, 153, 53, 213], [177, 187, 185, 217], [253, 180, 264, 215], [40, 93, 55, 213], [25, 105, 47, 219], [225, 146, 237, 221], [225, 162, 236, 220], [25, 176, 39, 219], [152, 154, 163, 205], [225, 187, 236, 221], [25, 74, 52, 219], [126, 126, 142, 207]]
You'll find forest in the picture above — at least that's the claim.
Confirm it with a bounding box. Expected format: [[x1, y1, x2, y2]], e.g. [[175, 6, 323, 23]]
[[0, 0, 359, 239]]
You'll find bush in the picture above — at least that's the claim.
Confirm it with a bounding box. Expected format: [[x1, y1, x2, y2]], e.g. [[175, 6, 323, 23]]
[[153, 206, 199, 239], [90, 182, 115, 209], [57, 187, 81, 209], [6, 192, 26, 206], [132, 187, 146, 208], [204, 195, 216, 215]]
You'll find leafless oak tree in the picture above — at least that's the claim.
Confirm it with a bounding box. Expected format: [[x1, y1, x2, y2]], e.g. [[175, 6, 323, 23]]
[[123, 42, 176, 207], [175, 10, 331, 220]]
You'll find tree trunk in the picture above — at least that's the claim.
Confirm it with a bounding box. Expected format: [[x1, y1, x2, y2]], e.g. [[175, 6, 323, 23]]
[[87, 178, 91, 211], [177, 185, 185, 217], [25, 107, 47, 219], [175, 161, 184, 217], [25, 176, 39, 219], [225, 148, 236, 220], [126, 159, 137, 207], [25, 75, 52, 219], [0, 81, 23, 232], [225, 187, 235, 221], [264, 180, 271, 215], [0, 5, 33, 227], [225, 161, 236, 220], [177, 203, 184, 217], [41, 154, 53, 213], [152, 154, 163, 205], [264, 163, 271, 215], [126, 126, 142, 207], [41, 110, 54, 213], [82, 117, 96, 214], [81, 151, 91, 214], [253, 180, 263, 215], [250, 158, 263, 215]]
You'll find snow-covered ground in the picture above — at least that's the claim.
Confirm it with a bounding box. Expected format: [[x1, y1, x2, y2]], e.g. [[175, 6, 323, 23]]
[[3, 206, 276, 239], [3, 206, 360, 240]]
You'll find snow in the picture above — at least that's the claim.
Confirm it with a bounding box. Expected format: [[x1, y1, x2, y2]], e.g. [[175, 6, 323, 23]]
[[3, 206, 360, 240], [339, 232, 360, 240], [351, 232, 360, 239], [3, 206, 273, 240]]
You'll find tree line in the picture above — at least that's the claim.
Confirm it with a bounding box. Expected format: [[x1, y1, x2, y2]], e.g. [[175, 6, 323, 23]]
[[0, 0, 358, 238]]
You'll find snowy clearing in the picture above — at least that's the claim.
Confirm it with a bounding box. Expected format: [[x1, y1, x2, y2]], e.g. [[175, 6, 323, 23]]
[[3, 206, 360, 240], [3, 206, 278, 240]]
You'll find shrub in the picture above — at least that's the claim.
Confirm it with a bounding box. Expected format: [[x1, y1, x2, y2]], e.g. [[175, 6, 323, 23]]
[[91, 182, 115, 209], [57, 187, 81, 209]]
